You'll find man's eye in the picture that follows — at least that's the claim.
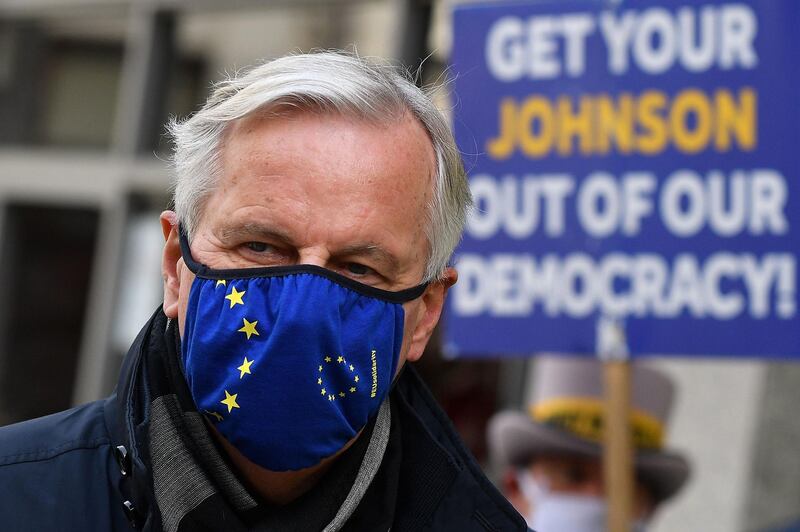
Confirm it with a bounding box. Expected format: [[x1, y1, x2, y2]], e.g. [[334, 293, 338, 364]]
[[244, 242, 270, 252], [345, 263, 371, 276]]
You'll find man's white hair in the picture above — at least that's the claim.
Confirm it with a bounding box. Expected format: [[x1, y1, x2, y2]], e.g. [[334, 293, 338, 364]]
[[168, 51, 471, 282]]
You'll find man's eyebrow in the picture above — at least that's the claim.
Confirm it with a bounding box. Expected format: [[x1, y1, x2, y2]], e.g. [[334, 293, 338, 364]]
[[218, 223, 294, 245]]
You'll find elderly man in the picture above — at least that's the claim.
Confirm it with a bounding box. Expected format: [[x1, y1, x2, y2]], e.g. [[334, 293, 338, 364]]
[[488, 356, 690, 531], [0, 52, 526, 531]]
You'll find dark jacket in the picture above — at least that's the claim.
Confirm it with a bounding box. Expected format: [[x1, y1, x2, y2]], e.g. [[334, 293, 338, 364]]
[[0, 311, 526, 531]]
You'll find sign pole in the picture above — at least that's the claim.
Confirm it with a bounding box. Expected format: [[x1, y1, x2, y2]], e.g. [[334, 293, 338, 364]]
[[598, 317, 633, 532]]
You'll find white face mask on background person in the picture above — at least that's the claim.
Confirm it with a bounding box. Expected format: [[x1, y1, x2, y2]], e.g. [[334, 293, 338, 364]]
[[516, 470, 648, 532]]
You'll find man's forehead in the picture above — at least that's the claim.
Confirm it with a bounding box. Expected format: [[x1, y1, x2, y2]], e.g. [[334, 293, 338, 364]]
[[217, 107, 436, 211]]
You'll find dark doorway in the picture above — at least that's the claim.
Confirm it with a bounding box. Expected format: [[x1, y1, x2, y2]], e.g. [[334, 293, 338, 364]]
[[0, 203, 98, 425]]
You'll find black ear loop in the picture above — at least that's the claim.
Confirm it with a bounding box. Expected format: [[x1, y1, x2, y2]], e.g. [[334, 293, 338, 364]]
[[177, 225, 429, 304]]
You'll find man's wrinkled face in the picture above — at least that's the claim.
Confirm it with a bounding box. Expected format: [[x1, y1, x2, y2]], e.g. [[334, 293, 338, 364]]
[[161, 110, 455, 373]]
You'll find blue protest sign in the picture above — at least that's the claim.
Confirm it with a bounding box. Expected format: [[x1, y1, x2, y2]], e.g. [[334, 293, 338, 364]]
[[446, 0, 800, 358]]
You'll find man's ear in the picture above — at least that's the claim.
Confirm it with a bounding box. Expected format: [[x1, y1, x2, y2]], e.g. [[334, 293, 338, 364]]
[[404, 267, 458, 363], [160, 211, 182, 318]]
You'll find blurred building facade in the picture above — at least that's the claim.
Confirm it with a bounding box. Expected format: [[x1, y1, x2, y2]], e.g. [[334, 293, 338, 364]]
[[0, 1, 797, 531]]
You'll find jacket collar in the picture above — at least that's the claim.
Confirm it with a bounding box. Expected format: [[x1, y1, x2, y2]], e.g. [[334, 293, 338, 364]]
[[103, 308, 166, 530]]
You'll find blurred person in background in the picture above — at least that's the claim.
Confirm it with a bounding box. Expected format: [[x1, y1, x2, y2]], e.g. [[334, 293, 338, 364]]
[[488, 356, 690, 531], [0, 51, 527, 532]]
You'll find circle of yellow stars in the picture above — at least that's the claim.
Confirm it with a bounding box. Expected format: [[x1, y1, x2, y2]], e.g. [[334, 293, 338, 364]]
[[204, 280, 262, 422], [318, 355, 359, 402]]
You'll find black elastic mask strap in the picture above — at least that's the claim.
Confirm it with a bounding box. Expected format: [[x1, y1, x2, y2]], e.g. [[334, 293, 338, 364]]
[[178, 226, 205, 275]]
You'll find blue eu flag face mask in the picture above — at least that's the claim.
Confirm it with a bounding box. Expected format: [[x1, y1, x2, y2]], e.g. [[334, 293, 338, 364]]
[[178, 229, 427, 471]]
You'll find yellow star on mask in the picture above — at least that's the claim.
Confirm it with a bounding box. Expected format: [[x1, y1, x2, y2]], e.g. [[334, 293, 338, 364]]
[[238, 318, 259, 339], [354, 375, 360, 383], [349, 364, 354, 372], [221, 390, 240, 413], [225, 286, 246, 308], [216, 280, 227, 287], [317, 377, 322, 385], [237, 356, 254, 378], [350, 387, 356, 393], [337, 356, 344, 363], [339, 392, 345, 398], [324, 356, 332, 363]]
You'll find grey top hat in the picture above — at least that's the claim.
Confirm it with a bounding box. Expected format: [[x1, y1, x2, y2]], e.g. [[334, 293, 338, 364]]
[[488, 356, 690, 503]]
